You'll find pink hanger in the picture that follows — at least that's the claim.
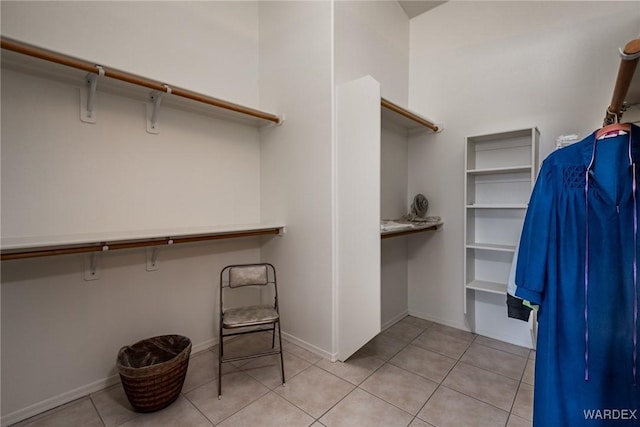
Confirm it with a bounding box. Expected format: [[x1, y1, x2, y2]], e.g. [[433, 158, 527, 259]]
[[596, 122, 631, 139]]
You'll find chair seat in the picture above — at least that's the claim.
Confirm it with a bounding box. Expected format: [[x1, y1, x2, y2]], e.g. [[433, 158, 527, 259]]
[[223, 304, 279, 328]]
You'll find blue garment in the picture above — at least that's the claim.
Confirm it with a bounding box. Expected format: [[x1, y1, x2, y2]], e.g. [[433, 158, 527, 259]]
[[516, 125, 640, 426]]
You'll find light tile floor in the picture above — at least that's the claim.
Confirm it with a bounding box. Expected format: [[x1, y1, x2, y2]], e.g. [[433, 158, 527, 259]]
[[12, 316, 534, 427]]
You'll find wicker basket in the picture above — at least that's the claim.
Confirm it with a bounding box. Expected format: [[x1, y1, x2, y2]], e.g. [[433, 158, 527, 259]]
[[117, 335, 191, 413]]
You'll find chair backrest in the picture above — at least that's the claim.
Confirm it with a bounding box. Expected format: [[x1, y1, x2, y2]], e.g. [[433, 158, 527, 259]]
[[229, 264, 268, 288], [219, 263, 278, 313]]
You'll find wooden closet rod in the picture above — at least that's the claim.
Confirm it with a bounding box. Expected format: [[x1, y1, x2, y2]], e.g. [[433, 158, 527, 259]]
[[0, 37, 282, 125], [380, 98, 439, 132], [0, 228, 282, 261], [604, 38, 640, 125]]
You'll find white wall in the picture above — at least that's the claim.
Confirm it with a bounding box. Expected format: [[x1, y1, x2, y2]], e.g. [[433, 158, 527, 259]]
[[408, 2, 640, 341], [1, 2, 266, 423], [335, 1, 411, 329], [1, 69, 261, 238], [381, 125, 410, 220], [1, 1, 260, 107], [334, 0, 409, 104], [380, 125, 409, 327], [1, 0, 263, 237], [258, 1, 334, 356]]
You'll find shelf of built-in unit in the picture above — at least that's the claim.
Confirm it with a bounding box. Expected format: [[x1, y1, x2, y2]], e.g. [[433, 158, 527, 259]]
[[466, 204, 528, 209], [463, 127, 539, 315], [466, 165, 532, 176], [465, 243, 516, 252], [466, 280, 508, 295]]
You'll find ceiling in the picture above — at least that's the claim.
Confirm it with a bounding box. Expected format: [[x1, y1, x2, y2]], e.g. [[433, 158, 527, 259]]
[[398, 1, 447, 19]]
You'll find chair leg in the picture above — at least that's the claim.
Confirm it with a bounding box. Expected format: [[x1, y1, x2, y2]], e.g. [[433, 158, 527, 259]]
[[277, 321, 285, 385], [272, 323, 276, 349], [218, 327, 223, 399]]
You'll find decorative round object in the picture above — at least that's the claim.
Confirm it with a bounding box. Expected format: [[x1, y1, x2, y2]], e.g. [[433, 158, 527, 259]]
[[411, 194, 429, 218]]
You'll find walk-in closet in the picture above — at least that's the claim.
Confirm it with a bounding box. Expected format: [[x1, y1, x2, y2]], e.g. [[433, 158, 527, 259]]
[[2, 2, 639, 426]]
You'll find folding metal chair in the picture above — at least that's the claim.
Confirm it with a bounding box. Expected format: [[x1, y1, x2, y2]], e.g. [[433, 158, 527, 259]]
[[218, 263, 284, 398]]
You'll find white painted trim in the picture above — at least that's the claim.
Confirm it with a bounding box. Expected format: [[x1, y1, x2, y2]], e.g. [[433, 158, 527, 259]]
[[191, 337, 218, 354], [1, 333, 331, 427], [407, 309, 473, 333], [281, 330, 335, 362], [381, 310, 409, 331], [408, 309, 532, 348], [474, 327, 534, 349], [1, 336, 219, 427], [1, 374, 121, 427], [329, 0, 338, 363]]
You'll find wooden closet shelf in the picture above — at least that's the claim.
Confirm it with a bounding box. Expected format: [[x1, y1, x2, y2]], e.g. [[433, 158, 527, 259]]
[[0, 224, 285, 261], [0, 36, 283, 126]]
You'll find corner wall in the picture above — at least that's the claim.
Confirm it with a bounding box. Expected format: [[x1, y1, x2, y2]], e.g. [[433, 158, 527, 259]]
[[335, 0, 411, 329], [334, 0, 409, 103], [408, 1, 640, 343], [258, 1, 335, 356]]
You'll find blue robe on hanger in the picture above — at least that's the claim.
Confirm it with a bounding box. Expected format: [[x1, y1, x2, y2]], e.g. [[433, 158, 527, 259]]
[[516, 124, 640, 426]]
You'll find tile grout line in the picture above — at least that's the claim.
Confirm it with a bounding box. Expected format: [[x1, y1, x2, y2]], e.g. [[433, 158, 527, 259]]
[[270, 355, 353, 424], [307, 320, 431, 426], [410, 335, 477, 425], [88, 396, 108, 427], [454, 359, 526, 383], [470, 341, 531, 364], [350, 321, 437, 425], [16, 318, 533, 427], [413, 330, 528, 424], [180, 393, 215, 427], [441, 358, 520, 415], [216, 345, 319, 422]]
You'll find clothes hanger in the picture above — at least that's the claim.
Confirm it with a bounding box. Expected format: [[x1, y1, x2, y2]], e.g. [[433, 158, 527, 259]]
[[596, 110, 631, 139], [596, 122, 631, 139]]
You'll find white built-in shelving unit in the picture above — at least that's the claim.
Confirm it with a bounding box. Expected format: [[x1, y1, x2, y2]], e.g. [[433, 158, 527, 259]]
[[463, 128, 539, 312]]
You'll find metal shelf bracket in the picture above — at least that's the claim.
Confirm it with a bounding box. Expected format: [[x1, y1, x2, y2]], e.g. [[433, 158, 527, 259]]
[[80, 66, 104, 123], [146, 86, 171, 134], [146, 247, 160, 271], [84, 252, 101, 281]]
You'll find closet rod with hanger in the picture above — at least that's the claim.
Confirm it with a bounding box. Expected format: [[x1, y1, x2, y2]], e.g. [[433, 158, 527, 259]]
[[0, 37, 283, 125], [603, 38, 640, 126]]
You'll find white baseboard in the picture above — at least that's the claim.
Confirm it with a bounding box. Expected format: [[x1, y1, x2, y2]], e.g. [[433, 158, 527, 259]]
[[2, 332, 334, 426], [280, 330, 335, 361], [407, 309, 472, 333], [191, 337, 218, 354], [1, 336, 220, 427], [1, 374, 121, 427], [381, 310, 409, 331], [408, 309, 534, 349], [474, 327, 534, 349]]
